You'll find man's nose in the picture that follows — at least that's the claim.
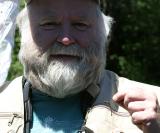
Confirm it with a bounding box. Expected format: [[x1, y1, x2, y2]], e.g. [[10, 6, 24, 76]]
[[57, 27, 75, 46], [57, 36, 75, 46]]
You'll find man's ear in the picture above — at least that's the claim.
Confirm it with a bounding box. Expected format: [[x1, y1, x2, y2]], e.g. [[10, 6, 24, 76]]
[[102, 13, 113, 37]]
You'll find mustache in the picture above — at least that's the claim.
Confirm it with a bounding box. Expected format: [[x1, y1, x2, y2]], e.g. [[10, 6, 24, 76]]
[[47, 43, 88, 59]]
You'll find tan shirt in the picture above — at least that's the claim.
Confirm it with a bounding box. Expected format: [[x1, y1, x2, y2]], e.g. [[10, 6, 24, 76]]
[[85, 70, 160, 133], [0, 70, 160, 133]]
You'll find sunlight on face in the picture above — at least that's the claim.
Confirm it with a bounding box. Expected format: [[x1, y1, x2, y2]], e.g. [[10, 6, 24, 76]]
[[17, 1, 112, 98], [19, 33, 106, 98]]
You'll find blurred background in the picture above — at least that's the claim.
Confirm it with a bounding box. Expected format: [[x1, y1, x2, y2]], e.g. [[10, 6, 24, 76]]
[[7, 0, 160, 85]]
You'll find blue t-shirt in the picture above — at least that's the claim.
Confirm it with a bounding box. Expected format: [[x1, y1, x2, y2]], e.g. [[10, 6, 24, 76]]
[[30, 89, 83, 133]]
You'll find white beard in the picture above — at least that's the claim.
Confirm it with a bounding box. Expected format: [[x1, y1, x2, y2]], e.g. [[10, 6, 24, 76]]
[[18, 10, 111, 98], [41, 61, 81, 97], [38, 59, 97, 98], [19, 42, 105, 98]]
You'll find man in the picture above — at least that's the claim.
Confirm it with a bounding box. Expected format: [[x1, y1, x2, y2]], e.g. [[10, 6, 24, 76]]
[[0, 0, 160, 133]]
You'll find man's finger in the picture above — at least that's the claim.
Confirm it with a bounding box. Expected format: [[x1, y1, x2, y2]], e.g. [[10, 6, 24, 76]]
[[112, 91, 126, 102], [127, 100, 157, 112], [131, 110, 157, 125]]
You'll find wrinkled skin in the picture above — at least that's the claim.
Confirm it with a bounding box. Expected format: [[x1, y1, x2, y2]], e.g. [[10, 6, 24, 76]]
[[19, 0, 107, 98], [28, 0, 106, 53]]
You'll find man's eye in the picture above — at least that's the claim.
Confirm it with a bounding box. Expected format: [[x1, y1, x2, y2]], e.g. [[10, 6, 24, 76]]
[[39, 21, 60, 29], [73, 22, 89, 31]]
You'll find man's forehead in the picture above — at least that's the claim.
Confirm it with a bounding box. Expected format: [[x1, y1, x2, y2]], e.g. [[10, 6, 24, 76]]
[[25, 0, 100, 5]]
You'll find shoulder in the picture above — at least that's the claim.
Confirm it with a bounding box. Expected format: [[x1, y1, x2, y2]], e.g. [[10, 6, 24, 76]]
[[0, 76, 23, 93], [102, 70, 160, 91], [0, 76, 24, 112], [118, 76, 160, 104], [102, 70, 160, 102], [118, 76, 160, 89]]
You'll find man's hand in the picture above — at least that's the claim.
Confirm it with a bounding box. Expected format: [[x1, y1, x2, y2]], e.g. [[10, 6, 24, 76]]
[[112, 88, 160, 132]]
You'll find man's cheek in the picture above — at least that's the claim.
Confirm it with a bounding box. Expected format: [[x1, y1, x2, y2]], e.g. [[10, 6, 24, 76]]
[[31, 28, 58, 52]]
